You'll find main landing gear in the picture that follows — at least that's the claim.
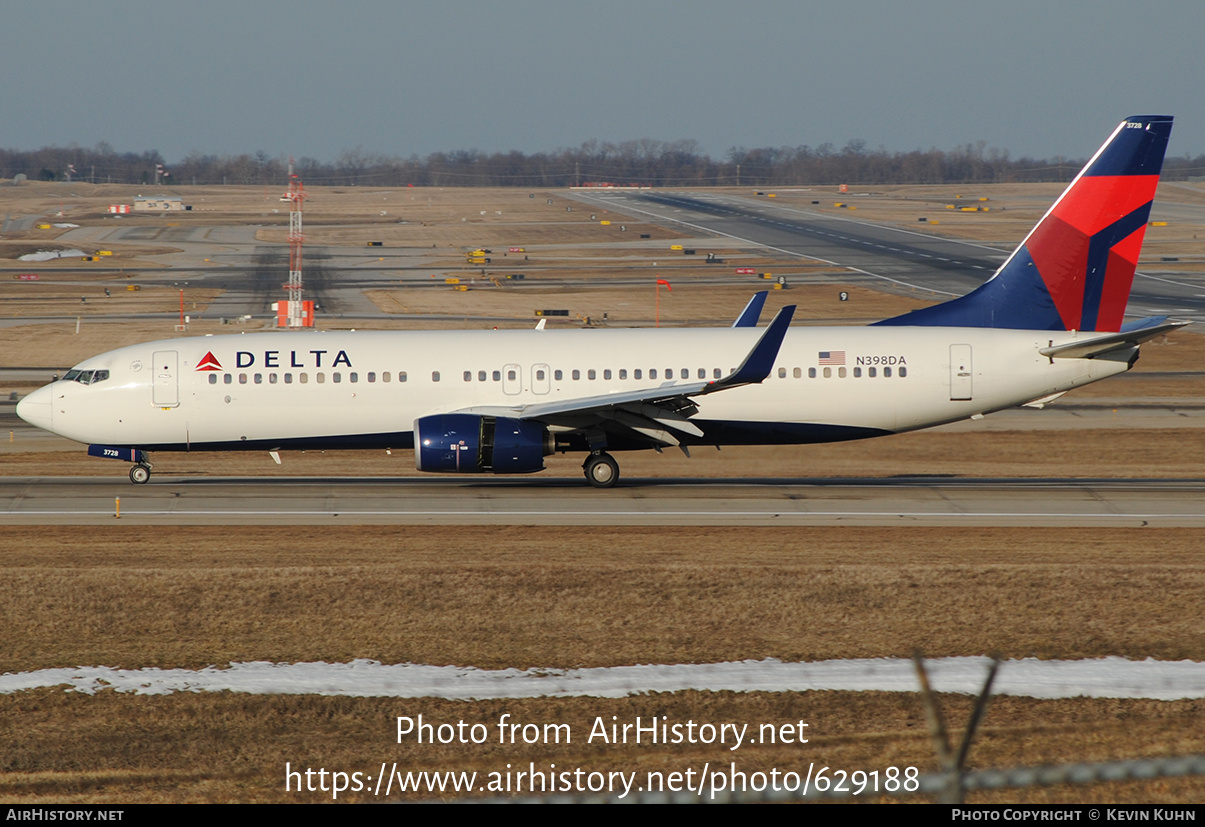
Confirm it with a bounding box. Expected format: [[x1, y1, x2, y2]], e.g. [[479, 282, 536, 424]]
[[583, 451, 619, 489], [129, 462, 152, 484]]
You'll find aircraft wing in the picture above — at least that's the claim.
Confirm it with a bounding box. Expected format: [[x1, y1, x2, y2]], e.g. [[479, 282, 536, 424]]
[[1039, 318, 1189, 359], [454, 305, 796, 447]]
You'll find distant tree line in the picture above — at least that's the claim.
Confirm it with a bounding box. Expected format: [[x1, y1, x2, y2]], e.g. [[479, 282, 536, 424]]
[[3, 138, 1203, 187]]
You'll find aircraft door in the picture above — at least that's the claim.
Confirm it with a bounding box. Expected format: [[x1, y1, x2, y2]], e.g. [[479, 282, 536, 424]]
[[152, 350, 180, 407], [949, 344, 972, 401], [532, 363, 550, 395], [503, 363, 522, 395]]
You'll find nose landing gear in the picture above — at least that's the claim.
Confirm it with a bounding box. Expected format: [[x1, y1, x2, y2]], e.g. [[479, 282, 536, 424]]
[[583, 451, 619, 488], [129, 462, 152, 484]]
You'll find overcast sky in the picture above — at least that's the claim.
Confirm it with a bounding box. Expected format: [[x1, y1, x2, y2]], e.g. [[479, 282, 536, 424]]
[[6, 1, 1202, 163]]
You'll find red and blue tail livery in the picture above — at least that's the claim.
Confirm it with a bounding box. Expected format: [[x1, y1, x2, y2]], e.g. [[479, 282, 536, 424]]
[[878, 115, 1173, 332]]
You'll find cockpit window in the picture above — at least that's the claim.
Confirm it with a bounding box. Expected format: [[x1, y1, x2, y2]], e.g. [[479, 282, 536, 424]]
[[61, 369, 109, 385]]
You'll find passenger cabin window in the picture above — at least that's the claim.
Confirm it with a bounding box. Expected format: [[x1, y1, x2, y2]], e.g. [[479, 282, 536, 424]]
[[492, 370, 501, 382], [823, 367, 832, 378], [793, 368, 801, 379], [899, 367, 907, 378], [285, 373, 293, 384], [431, 371, 440, 382], [464, 371, 472, 382], [224, 373, 233, 384], [270, 373, 278, 384], [838, 367, 847, 378], [508, 369, 517, 381], [399, 372, 407, 383], [778, 367, 786, 379], [317, 373, 325, 383], [209, 374, 218, 385], [572, 370, 580, 380], [884, 367, 892, 377], [478, 371, 487, 382], [254, 373, 263, 384], [368, 372, 376, 383], [333, 373, 342, 383], [868, 367, 876, 377], [619, 369, 627, 380], [300, 373, 309, 384], [239, 374, 248, 384], [634, 369, 643, 380], [382, 372, 391, 383], [554, 369, 563, 381], [536, 369, 546, 380], [650, 369, 657, 379], [809, 368, 817, 378], [588, 369, 596, 380], [350, 372, 358, 383], [853, 367, 861, 378]]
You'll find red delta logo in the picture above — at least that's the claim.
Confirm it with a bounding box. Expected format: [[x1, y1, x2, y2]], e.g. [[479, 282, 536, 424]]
[[196, 351, 223, 371]]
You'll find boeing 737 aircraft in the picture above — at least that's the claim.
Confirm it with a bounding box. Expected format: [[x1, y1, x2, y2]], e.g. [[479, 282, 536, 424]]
[[16, 115, 1182, 488]]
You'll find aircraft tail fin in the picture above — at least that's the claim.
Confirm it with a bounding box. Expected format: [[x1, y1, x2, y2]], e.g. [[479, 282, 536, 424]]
[[877, 115, 1173, 332]]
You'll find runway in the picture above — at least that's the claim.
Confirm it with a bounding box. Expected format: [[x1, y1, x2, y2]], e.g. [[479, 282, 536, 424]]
[[4, 476, 1205, 526], [568, 189, 1205, 323]]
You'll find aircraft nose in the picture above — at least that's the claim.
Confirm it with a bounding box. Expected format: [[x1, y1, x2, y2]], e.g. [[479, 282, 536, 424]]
[[15, 385, 53, 432]]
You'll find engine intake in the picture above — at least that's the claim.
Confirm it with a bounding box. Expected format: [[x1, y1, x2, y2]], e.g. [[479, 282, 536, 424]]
[[414, 414, 551, 474]]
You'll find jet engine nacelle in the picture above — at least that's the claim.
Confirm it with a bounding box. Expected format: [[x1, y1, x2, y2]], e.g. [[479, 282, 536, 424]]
[[414, 413, 552, 474]]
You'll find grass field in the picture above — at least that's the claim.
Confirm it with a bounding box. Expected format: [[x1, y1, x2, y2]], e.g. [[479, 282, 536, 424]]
[[1, 526, 1202, 803]]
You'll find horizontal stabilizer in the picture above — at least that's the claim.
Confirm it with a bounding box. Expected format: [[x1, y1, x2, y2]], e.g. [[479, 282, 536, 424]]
[[1039, 319, 1189, 359]]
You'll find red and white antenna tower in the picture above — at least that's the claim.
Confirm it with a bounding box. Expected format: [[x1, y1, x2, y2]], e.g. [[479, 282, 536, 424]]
[[281, 168, 306, 327]]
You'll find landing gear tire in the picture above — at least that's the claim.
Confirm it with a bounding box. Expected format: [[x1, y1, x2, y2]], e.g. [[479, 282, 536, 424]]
[[584, 452, 619, 489], [129, 464, 151, 485]]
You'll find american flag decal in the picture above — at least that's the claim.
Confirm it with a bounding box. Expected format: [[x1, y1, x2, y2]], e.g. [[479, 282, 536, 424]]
[[818, 350, 845, 366]]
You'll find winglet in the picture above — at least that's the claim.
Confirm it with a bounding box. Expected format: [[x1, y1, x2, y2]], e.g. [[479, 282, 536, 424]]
[[706, 304, 795, 392], [732, 291, 768, 328]]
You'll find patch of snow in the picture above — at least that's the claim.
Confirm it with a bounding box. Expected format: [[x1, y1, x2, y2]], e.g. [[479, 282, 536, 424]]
[[17, 248, 87, 262], [1, 657, 1202, 701]]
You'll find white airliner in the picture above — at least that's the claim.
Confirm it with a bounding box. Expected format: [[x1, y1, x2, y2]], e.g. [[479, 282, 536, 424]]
[[16, 115, 1183, 488]]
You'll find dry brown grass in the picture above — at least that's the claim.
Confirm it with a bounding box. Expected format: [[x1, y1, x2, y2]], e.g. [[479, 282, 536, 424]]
[[2, 526, 1201, 673], [0, 285, 219, 319], [0, 690, 1200, 803], [362, 281, 927, 326], [0, 525, 1202, 803]]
